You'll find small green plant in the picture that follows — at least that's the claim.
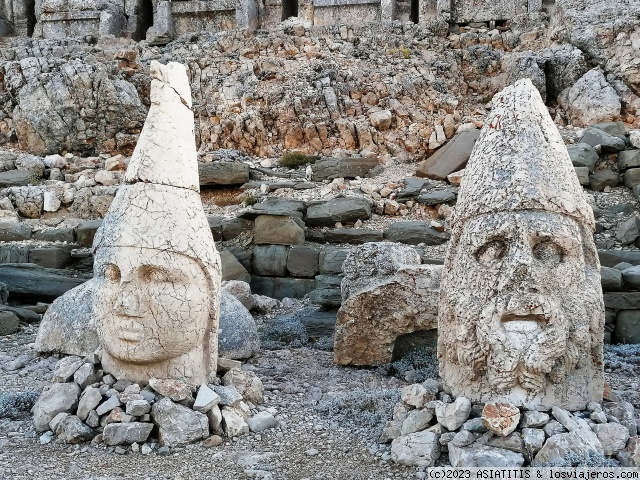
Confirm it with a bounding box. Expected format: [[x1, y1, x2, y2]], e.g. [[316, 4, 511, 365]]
[[242, 194, 259, 206], [280, 152, 316, 169], [385, 144, 396, 155], [386, 46, 411, 59], [29, 173, 41, 185]]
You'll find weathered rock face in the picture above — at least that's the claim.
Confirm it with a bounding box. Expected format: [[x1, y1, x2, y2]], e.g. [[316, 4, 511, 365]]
[[92, 61, 222, 385], [438, 79, 604, 410], [334, 243, 441, 366], [558, 69, 621, 127]]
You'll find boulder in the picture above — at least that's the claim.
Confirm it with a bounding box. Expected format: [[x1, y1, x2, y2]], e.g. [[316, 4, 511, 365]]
[[599, 250, 640, 268], [592, 423, 630, 455], [253, 215, 305, 246], [621, 265, 640, 289], [435, 398, 472, 431], [580, 127, 626, 153], [0, 222, 32, 241], [252, 245, 288, 276], [589, 169, 619, 191], [390, 431, 441, 466], [384, 221, 449, 245], [198, 162, 250, 186], [221, 280, 255, 310], [286, 246, 319, 278], [449, 444, 524, 467], [567, 143, 599, 171], [152, 398, 209, 447], [415, 130, 480, 180], [624, 168, 640, 187], [559, 69, 621, 127], [193, 385, 221, 414], [614, 310, 640, 344], [218, 291, 260, 360], [75, 220, 103, 246], [221, 407, 249, 437], [534, 418, 603, 464], [35, 281, 98, 356], [417, 190, 457, 206], [600, 266, 623, 291], [575, 167, 589, 186], [305, 198, 371, 227], [103, 422, 154, 445], [310, 157, 380, 181], [222, 217, 253, 240], [619, 150, 640, 170], [220, 250, 251, 283], [0, 263, 88, 301], [56, 415, 94, 444], [32, 383, 81, 432], [0, 311, 19, 336]]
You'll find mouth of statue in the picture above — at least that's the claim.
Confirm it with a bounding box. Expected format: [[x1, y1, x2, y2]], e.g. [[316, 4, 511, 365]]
[[500, 313, 547, 333], [116, 320, 145, 342]]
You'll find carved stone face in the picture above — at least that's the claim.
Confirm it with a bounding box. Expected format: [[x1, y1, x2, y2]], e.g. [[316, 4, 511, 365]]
[[440, 210, 597, 399], [94, 246, 209, 364]]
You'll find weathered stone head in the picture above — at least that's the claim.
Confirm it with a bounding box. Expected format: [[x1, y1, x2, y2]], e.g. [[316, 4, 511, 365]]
[[92, 61, 221, 385], [438, 79, 604, 410]]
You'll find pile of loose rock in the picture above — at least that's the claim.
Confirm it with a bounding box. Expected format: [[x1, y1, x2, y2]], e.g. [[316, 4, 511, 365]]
[[31, 355, 278, 453], [381, 380, 640, 468]]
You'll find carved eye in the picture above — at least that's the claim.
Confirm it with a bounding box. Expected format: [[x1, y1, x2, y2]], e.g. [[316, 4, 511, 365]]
[[103, 264, 121, 282], [533, 240, 564, 266], [475, 239, 507, 266], [143, 266, 171, 283]]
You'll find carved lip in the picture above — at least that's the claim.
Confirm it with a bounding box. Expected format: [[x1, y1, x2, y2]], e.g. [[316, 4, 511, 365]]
[[116, 321, 144, 342], [500, 313, 547, 333]]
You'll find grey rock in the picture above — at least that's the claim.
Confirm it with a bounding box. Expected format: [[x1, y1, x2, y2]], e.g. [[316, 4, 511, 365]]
[[619, 150, 640, 170], [391, 431, 441, 466], [250, 276, 316, 300], [0, 311, 19, 336], [0, 264, 89, 301], [238, 198, 306, 220], [77, 387, 102, 421], [521, 428, 545, 461], [198, 162, 250, 186], [604, 401, 638, 437], [32, 383, 81, 432], [543, 420, 567, 437], [286, 246, 319, 278], [73, 362, 98, 389], [589, 169, 619, 191], [247, 411, 279, 432], [598, 250, 640, 267], [319, 247, 350, 274], [219, 291, 259, 360], [126, 399, 151, 416], [415, 130, 480, 180], [567, 143, 599, 171], [384, 221, 449, 245], [193, 384, 221, 414], [592, 423, 630, 455], [593, 122, 628, 142], [75, 220, 103, 246], [310, 157, 380, 181], [462, 417, 488, 433], [534, 419, 603, 464], [435, 397, 471, 431], [624, 168, 640, 187], [0, 392, 38, 420], [28, 246, 74, 269], [449, 444, 524, 467], [520, 411, 550, 428], [614, 310, 640, 344], [56, 415, 94, 444], [103, 422, 154, 446], [95, 396, 121, 416], [152, 397, 209, 447], [401, 409, 433, 436], [324, 229, 384, 244], [575, 167, 590, 186], [551, 406, 579, 431], [617, 216, 640, 244], [379, 420, 402, 444], [0, 223, 32, 241], [221, 406, 249, 437], [213, 385, 242, 407], [220, 250, 251, 284], [451, 430, 475, 447], [222, 217, 253, 241], [488, 433, 524, 453], [417, 190, 456, 206], [621, 265, 640, 289], [305, 198, 371, 227], [604, 293, 640, 309], [252, 245, 288, 276], [601, 266, 623, 291], [397, 178, 429, 201], [580, 127, 626, 153], [32, 227, 75, 243], [308, 287, 342, 307], [222, 280, 254, 311], [254, 215, 305, 246], [52, 356, 84, 383]]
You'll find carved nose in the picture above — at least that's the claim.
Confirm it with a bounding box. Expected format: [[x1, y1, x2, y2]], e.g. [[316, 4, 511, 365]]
[[115, 285, 142, 317]]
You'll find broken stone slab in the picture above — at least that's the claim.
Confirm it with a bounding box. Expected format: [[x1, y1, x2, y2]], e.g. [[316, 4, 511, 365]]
[[435, 398, 471, 431], [148, 378, 193, 402], [222, 369, 263, 405], [0, 264, 89, 301], [384, 221, 450, 245], [199, 162, 250, 186], [220, 250, 251, 284], [213, 385, 242, 407], [304, 198, 371, 227], [603, 293, 640, 309], [416, 190, 457, 206], [534, 421, 603, 464], [334, 263, 441, 366], [449, 444, 525, 467], [0, 222, 32, 241], [397, 178, 429, 202], [567, 143, 599, 171], [614, 310, 640, 343], [32, 382, 81, 432], [252, 245, 288, 276], [103, 422, 154, 446], [599, 250, 640, 267], [193, 384, 221, 413], [310, 157, 380, 181], [589, 169, 619, 191], [237, 198, 306, 220], [415, 129, 480, 181], [52, 356, 84, 383], [253, 215, 305, 246], [0, 170, 32, 187], [152, 397, 209, 447], [619, 150, 640, 170], [391, 431, 440, 466], [319, 247, 350, 275], [482, 402, 521, 437], [221, 406, 249, 437]]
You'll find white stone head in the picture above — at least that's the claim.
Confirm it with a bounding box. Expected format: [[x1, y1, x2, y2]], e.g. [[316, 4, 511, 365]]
[[438, 79, 604, 409]]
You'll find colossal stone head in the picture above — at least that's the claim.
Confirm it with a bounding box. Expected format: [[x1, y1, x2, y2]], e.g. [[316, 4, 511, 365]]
[[92, 61, 221, 385], [437, 79, 604, 410]]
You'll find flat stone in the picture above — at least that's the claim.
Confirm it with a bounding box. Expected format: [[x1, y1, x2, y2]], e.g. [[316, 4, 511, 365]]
[[390, 431, 441, 466], [416, 130, 480, 180], [73, 363, 98, 389], [148, 378, 193, 402], [220, 250, 251, 284], [397, 178, 429, 201], [543, 420, 567, 437], [0, 170, 31, 187], [604, 401, 637, 437], [384, 221, 449, 245], [319, 247, 350, 274], [254, 215, 305, 246], [435, 397, 471, 431], [417, 190, 457, 205], [237, 198, 306, 220], [575, 167, 590, 185], [310, 157, 380, 181], [599, 250, 640, 267], [198, 162, 250, 186], [32, 383, 81, 432], [592, 423, 630, 455], [286, 246, 319, 278], [449, 444, 524, 467], [619, 150, 640, 170], [589, 169, 619, 191], [126, 399, 151, 416], [567, 143, 599, 171], [0, 264, 89, 301], [247, 411, 278, 432], [482, 403, 521, 437], [580, 127, 626, 152], [52, 356, 84, 383], [621, 265, 640, 289], [28, 246, 73, 269], [222, 217, 253, 240], [193, 384, 221, 413], [152, 397, 209, 447], [324, 228, 384, 244], [487, 432, 524, 453], [213, 385, 242, 407], [451, 430, 475, 447], [305, 198, 371, 227], [96, 396, 121, 416], [252, 245, 288, 276], [0, 223, 32, 241], [103, 422, 153, 446]]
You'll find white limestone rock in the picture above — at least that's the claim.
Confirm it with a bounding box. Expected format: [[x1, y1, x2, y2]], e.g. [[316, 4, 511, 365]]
[[32, 383, 81, 432], [247, 412, 279, 432], [152, 398, 209, 447], [592, 423, 630, 456], [559, 69, 621, 127], [449, 444, 524, 467], [391, 431, 441, 466], [434, 397, 471, 431]]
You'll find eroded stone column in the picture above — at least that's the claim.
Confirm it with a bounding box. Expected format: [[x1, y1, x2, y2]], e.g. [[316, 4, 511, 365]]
[[93, 61, 221, 386], [437, 79, 604, 410]]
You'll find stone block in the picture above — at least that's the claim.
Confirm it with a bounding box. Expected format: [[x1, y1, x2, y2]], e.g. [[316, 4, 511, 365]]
[[237, 198, 306, 220], [0, 311, 20, 336], [252, 245, 288, 276], [319, 247, 350, 274], [310, 157, 380, 181], [599, 250, 640, 267], [415, 129, 480, 180], [384, 221, 449, 245], [0, 170, 31, 187], [305, 198, 371, 227], [250, 276, 316, 300], [220, 250, 251, 283], [207, 216, 224, 241], [76, 220, 103, 246], [287, 246, 319, 278], [325, 229, 384, 244], [614, 310, 640, 344], [0, 263, 89, 301], [32, 228, 75, 243], [308, 288, 342, 307], [604, 293, 640, 309], [254, 215, 305, 246], [618, 150, 640, 170], [580, 126, 625, 152], [28, 246, 73, 269], [624, 168, 640, 187], [198, 162, 250, 186], [0, 222, 31, 241]]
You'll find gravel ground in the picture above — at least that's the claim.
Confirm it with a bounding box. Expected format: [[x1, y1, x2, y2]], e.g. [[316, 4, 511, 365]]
[[0, 325, 418, 480]]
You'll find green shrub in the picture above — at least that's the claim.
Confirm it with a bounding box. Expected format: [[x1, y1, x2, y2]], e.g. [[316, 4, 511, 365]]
[[378, 345, 439, 382], [280, 152, 316, 169]]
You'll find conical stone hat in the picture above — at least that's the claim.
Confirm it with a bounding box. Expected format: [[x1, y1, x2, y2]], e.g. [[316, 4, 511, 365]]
[[452, 79, 595, 231]]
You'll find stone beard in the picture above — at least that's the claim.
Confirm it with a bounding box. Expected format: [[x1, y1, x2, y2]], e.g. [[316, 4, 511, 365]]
[[438, 210, 604, 410]]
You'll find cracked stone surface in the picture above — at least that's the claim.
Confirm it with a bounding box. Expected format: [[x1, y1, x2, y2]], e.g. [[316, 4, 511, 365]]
[[92, 61, 221, 386], [438, 79, 605, 410]]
